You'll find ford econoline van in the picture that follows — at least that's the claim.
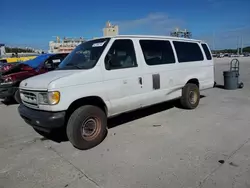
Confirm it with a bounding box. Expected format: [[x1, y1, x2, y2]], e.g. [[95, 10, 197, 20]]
[[18, 35, 214, 150]]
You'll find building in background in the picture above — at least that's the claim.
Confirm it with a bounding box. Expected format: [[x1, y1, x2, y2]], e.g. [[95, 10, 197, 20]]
[[49, 36, 85, 53], [0, 44, 6, 57], [103, 21, 119, 37]]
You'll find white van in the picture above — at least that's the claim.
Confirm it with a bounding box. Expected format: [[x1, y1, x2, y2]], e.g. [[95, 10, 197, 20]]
[[18, 35, 214, 150]]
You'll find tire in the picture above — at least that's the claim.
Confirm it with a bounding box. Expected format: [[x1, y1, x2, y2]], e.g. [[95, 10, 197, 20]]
[[66, 105, 107, 150], [14, 90, 22, 104], [180, 83, 200, 109], [238, 82, 244, 89]]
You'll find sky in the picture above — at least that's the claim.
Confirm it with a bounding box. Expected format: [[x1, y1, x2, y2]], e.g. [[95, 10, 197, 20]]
[[1, 0, 250, 50]]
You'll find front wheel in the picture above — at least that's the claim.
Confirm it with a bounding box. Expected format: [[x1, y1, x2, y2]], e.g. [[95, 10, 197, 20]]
[[14, 90, 22, 104], [180, 83, 200, 109], [66, 105, 107, 150]]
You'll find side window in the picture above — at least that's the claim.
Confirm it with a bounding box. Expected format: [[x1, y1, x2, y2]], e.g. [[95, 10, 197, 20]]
[[44, 58, 54, 70], [105, 39, 137, 70], [139, 40, 175, 65], [201, 43, 212, 60], [173, 41, 204, 63], [44, 56, 61, 70]]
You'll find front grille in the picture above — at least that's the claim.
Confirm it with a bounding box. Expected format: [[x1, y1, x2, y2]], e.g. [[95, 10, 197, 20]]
[[20, 90, 38, 108]]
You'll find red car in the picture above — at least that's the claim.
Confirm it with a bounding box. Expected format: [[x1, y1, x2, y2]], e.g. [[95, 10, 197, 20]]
[[0, 53, 68, 103], [0, 62, 18, 73]]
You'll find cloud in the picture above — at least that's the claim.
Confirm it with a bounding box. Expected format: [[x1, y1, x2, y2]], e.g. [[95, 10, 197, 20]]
[[112, 13, 185, 35]]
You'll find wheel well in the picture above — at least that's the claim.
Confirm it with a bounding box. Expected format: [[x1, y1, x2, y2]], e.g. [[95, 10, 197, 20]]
[[65, 96, 108, 126], [187, 78, 199, 88]]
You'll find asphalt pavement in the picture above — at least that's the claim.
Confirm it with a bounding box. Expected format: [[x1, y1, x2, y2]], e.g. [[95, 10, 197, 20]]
[[1, 57, 250, 188]]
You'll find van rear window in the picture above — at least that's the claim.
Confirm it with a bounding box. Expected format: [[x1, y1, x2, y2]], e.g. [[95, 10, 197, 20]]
[[201, 43, 212, 60], [173, 41, 204, 63], [139, 40, 175, 66]]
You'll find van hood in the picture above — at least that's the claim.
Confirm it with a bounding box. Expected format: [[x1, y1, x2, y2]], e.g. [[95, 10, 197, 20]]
[[20, 70, 80, 90]]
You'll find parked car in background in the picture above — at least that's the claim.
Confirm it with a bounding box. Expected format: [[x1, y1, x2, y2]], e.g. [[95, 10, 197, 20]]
[[0, 55, 37, 63], [0, 62, 19, 74], [0, 53, 68, 103], [0, 59, 7, 64]]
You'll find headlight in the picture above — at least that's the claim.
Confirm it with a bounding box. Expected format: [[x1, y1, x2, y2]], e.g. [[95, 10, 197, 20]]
[[37, 93, 49, 105], [48, 91, 60, 105], [37, 91, 60, 105]]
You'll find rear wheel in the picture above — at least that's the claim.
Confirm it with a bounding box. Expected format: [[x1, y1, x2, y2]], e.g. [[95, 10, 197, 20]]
[[66, 105, 107, 150], [180, 83, 200, 109]]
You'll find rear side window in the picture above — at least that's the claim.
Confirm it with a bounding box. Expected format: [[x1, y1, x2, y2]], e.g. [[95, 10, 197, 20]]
[[173, 41, 204, 63], [201, 43, 212, 60], [139, 40, 175, 66]]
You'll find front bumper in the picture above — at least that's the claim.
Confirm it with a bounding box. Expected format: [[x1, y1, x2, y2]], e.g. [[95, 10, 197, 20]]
[[0, 84, 17, 98], [18, 104, 66, 132]]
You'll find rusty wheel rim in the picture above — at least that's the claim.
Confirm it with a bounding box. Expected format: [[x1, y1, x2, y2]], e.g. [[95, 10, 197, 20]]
[[81, 117, 101, 141]]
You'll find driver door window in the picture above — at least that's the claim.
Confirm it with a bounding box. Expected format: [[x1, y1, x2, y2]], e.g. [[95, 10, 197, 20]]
[[105, 39, 137, 70]]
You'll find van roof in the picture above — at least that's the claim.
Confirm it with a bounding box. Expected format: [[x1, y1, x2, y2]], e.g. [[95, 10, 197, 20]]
[[94, 35, 203, 43]]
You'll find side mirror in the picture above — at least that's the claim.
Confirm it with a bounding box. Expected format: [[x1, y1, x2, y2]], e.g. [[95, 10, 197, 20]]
[[105, 54, 118, 70]]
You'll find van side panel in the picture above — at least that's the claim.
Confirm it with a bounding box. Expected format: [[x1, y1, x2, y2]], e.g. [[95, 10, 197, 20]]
[[135, 39, 214, 110], [171, 41, 214, 90], [200, 43, 215, 90], [134, 39, 183, 108]]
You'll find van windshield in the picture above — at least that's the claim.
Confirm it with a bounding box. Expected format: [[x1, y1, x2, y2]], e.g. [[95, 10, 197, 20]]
[[58, 38, 110, 70]]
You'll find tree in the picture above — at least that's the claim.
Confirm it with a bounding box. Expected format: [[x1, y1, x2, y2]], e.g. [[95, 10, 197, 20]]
[[5, 47, 35, 53], [212, 46, 250, 54]]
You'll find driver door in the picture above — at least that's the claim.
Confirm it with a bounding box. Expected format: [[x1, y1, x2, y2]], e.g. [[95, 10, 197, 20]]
[[102, 39, 144, 115]]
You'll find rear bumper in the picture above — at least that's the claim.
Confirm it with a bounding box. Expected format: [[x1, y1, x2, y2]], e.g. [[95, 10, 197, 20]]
[[0, 84, 17, 98], [18, 104, 66, 132]]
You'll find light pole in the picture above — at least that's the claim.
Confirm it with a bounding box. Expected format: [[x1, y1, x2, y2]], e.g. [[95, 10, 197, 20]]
[[236, 36, 239, 55], [241, 36, 243, 54], [213, 30, 215, 51]]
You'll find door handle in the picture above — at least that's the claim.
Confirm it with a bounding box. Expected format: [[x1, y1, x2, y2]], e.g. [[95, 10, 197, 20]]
[[138, 77, 142, 85]]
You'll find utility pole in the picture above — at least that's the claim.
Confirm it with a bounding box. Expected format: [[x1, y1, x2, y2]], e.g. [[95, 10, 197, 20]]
[[213, 31, 215, 51], [237, 36, 240, 55], [241, 36, 243, 54]]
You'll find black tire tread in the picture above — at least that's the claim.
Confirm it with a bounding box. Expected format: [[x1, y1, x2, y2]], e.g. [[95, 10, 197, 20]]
[[180, 83, 200, 109], [66, 105, 107, 150]]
